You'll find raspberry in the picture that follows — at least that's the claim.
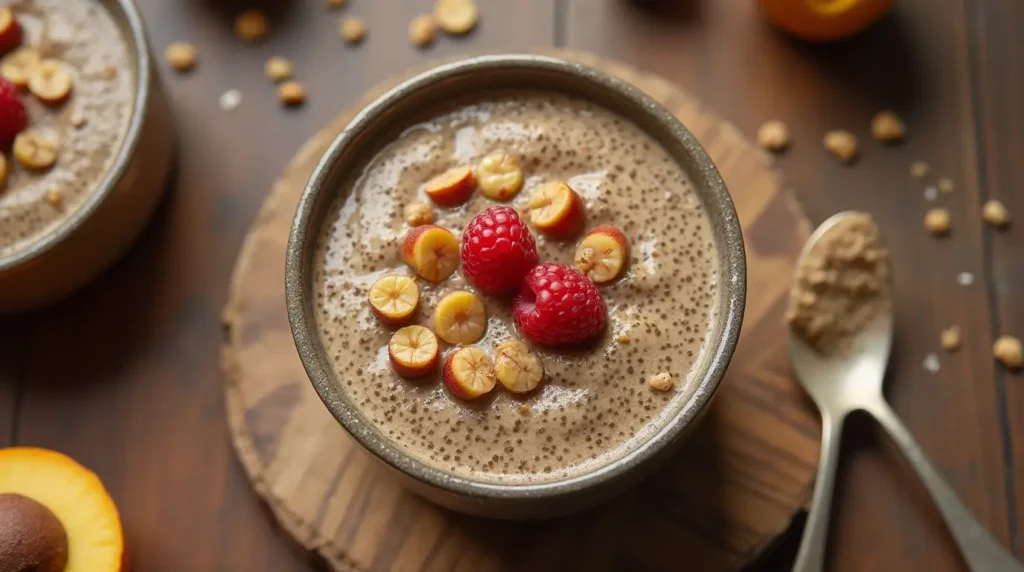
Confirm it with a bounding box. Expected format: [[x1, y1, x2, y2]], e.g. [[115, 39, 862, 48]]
[[461, 206, 538, 294], [0, 77, 25, 149], [513, 263, 607, 347]]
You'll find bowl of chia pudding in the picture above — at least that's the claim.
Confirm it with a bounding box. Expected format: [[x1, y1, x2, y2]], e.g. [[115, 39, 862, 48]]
[[287, 54, 746, 519], [0, 0, 173, 313]]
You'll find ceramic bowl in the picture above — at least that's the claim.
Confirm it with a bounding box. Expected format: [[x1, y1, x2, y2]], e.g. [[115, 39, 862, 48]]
[[287, 54, 746, 519], [0, 0, 174, 312]]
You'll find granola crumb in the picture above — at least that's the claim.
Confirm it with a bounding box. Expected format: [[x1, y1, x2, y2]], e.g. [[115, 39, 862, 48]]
[[757, 119, 790, 152], [518, 404, 530, 415], [264, 56, 293, 82], [45, 191, 62, 207], [409, 14, 436, 47], [871, 110, 905, 143], [910, 161, 929, 179], [937, 177, 954, 193], [982, 200, 1010, 228], [70, 111, 87, 128], [617, 334, 631, 344], [277, 81, 306, 106], [648, 372, 674, 392], [165, 42, 197, 72], [340, 17, 367, 43], [823, 130, 858, 163], [235, 10, 269, 42], [403, 202, 434, 226], [925, 208, 951, 235], [940, 326, 961, 352], [994, 336, 1023, 370]]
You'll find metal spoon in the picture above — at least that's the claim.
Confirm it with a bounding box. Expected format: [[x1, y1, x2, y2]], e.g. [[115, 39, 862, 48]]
[[789, 211, 1024, 572]]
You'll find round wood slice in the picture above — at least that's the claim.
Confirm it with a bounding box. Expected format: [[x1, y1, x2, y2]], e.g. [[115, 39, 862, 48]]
[[222, 51, 819, 572]]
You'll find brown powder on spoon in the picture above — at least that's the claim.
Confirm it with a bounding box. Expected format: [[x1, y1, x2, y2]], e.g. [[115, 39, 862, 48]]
[[787, 212, 889, 355]]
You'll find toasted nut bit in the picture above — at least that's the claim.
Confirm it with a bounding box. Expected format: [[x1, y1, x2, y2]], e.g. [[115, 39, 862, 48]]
[[823, 130, 858, 162], [982, 200, 1010, 228], [340, 18, 366, 43], [235, 10, 268, 42], [403, 202, 434, 226], [910, 161, 929, 179], [277, 81, 305, 106], [994, 336, 1023, 369], [27, 60, 72, 105], [165, 42, 197, 72], [1, 48, 40, 88], [648, 372, 674, 392], [409, 15, 436, 47], [937, 177, 954, 193], [617, 334, 631, 344], [871, 110, 905, 143], [327, 0, 347, 7], [433, 0, 478, 35], [518, 404, 530, 415], [45, 191, 62, 207], [757, 119, 790, 151], [924, 208, 951, 235], [264, 56, 292, 82], [940, 326, 961, 352], [13, 131, 58, 171]]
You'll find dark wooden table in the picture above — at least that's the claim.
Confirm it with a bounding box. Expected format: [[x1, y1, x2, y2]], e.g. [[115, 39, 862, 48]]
[[2, 0, 1021, 570]]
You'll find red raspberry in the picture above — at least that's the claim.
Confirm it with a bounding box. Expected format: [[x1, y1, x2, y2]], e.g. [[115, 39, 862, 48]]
[[461, 206, 538, 295], [0, 77, 25, 149], [513, 263, 607, 347]]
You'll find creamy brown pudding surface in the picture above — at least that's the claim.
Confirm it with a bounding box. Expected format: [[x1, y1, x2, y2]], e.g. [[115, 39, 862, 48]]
[[313, 92, 721, 485], [0, 0, 135, 258]]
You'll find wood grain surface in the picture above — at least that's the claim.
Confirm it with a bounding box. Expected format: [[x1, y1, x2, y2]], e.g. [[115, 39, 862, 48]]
[[1, 1, 1022, 571], [222, 50, 817, 572]]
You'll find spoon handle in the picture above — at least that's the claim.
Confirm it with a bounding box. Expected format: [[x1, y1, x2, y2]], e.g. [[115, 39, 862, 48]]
[[867, 397, 1024, 572], [793, 410, 846, 572]]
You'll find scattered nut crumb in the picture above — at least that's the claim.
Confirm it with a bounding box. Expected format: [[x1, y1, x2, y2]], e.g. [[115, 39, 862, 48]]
[[924, 208, 951, 235], [277, 81, 306, 106], [940, 326, 961, 352], [994, 336, 1023, 370], [757, 119, 789, 152], [409, 14, 436, 47], [937, 177, 954, 193], [434, 0, 479, 35], [164, 42, 197, 72], [219, 89, 242, 111], [327, 0, 347, 7], [45, 191, 62, 207], [518, 404, 530, 415], [340, 17, 366, 43], [617, 334, 631, 344], [235, 10, 269, 42], [264, 56, 292, 82], [403, 202, 434, 226], [982, 200, 1010, 228], [823, 130, 858, 163], [910, 161, 929, 179], [648, 372, 674, 392], [871, 110, 905, 143]]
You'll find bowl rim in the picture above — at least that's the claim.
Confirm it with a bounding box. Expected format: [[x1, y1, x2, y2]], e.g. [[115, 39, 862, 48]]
[[0, 0, 153, 272], [286, 54, 746, 503]]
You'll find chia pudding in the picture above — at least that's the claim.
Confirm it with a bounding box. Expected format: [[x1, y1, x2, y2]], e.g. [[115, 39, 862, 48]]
[[0, 0, 135, 258], [312, 92, 722, 485]]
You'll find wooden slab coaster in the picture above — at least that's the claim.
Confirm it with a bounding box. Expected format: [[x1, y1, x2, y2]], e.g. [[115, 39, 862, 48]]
[[222, 51, 819, 572]]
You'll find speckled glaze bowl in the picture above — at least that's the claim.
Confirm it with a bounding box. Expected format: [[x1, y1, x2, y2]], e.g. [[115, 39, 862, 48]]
[[0, 0, 174, 313], [287, 54, 746, 519]]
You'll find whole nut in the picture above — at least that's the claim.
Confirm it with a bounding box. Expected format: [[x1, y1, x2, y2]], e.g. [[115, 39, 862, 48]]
[[994, 336, 1023, 370], [277, 81, 306, 106], [940, 326, 961, 352], [824, 130, 858, 163], [871, 110, 905, 143], [924, 208, 951, 235], [165, 42, 197, 72], [340, 18, 366, 44], [982, 200, 1010, 228], [757, 119, 790, 151], [409, 15, 436, 47], [433, 0, 479, 35], [264, 56, 292, 82], [235, 10, 268, 42], [648, 372, 674, 392]]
